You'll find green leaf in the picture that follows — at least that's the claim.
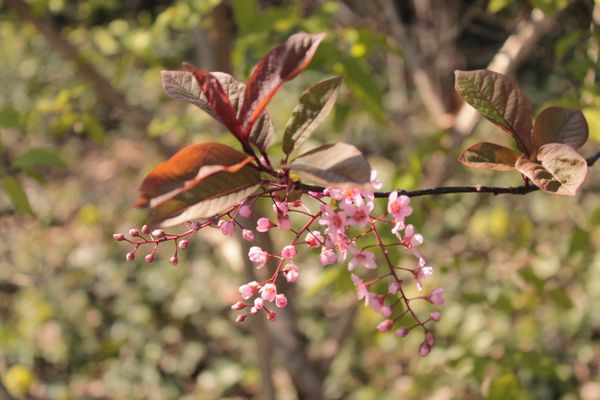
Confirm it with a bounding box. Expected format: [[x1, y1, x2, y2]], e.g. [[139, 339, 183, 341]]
[[161, 70, 274, 151], [515, 143, 587, 195], [289, 143, 371, 186], [547, 288, 574, 309], [282, 76, 343, 155], [532, 0, 569, 15], [487, 0, 514, 13], [340, 55, 385, 123], [2, 176, 33, 214], [455, 70, 534, 154], [458, 142, 519, 171], [0, 106, 23, 131], [231, 0, 257, 33], [487, 373, 527, 400], [532, 107, 588, 150], [12, 148, 67, 170]]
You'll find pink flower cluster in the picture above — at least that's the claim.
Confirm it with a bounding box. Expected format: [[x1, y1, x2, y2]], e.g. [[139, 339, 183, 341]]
[[115, 171, 445, 355]]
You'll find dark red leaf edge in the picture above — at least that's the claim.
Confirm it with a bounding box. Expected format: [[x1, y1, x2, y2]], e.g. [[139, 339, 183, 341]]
[[184, 63, 242, 139], [238, 32, 326, 137]]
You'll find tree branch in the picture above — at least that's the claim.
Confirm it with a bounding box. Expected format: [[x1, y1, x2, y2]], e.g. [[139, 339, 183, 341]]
[[296, 150, 600, 198]]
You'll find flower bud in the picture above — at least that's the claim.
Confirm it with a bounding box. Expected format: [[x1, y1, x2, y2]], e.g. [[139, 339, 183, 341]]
[[178, 240, 189, 249], [235, 314, 247, 323], [151, 229, 165, 238], [425, 332, 435, 347], [395, 328, 409, 337], [266, 310, 277, 321], [376, 319, 394, 332], [144, 253, 154, 263], [275, 294, 288, 309], [141, 224, 151, 234], [128, 229, 139, 237], [281, 245, 296, 260], [419, 342, 431, 356], [430, 311, 441, 322], [242, 229, 255, 242], [190, 221, 201, 231], [169, 255, 178, 265], [125, 251, 135, 262], [239, 204, 253, 218], [113, 233, 125, 241], [231, 301, 246, 311]]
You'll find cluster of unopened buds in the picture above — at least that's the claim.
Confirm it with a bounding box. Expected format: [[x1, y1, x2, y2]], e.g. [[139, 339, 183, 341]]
[[115, 172, 445, 355]]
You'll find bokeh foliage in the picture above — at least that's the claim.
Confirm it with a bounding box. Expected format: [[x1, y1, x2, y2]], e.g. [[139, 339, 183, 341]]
[[0, 0, 599, 399]]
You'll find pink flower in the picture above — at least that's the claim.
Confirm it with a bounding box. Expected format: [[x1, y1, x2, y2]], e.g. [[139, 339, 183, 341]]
[[305, 231, 324, 248], [239, 281, 259, 299], [320, 248, 337, 266], [239, 204, 253, 218], [242, 229, 255, 241], [273, 201, 289, 214], [323, 187, 344, 201], [277, 214, 291, 230], [414, 258, 433, 292], [351, 274, 369, 302], [341, 200, 372, 228], [370, 170, 382, 190], [283, 263, 300, 283], [387, 192, 412, 224], [377, 319, 394, 332], [252, 297, 264, 312], [218, 219, 235, 236], [260, 283, 277, 302], [275, 294, 288, 308], [402, 224, 423, 248], [427, 288, 445, 306], [281, 245, 296, 260], [348, 247, 377, 270], [366, 292, 385, 312], [248, 246, 268, 268], [256, 217, 274, 233], [319, 205, 346, 237], [388, 281, 400, 294]]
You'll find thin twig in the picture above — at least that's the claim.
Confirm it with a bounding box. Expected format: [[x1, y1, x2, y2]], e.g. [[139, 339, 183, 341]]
[[297, 150, 600, 198]]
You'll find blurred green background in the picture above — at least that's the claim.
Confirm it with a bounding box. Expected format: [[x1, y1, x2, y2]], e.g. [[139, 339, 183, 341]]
[[1, 0, 599, 399]]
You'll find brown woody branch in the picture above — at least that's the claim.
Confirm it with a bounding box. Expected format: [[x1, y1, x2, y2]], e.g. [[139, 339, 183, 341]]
[[296, 150, 600, 198]]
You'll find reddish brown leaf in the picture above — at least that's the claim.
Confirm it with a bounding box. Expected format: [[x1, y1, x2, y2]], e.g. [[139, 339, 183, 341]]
[[532, 106, 589, 150], [455, 70, 534, 154], [136, 142, 254, 208], [148, 165, 261, 227], [515, 143, 587, 196], [184, 64, 242, 138], [458, 142, 519, 171], [289, 142, 371, 187], [239, 32, 326, 136], [161, 70, 275, 152]]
